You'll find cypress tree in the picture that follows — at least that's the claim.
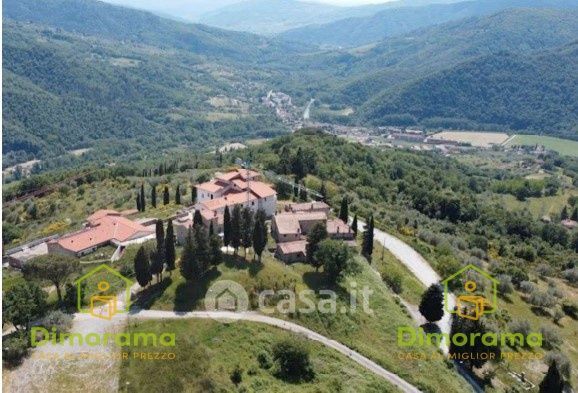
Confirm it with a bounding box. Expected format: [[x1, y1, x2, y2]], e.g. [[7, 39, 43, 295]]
[[293, 181, 299, 198], [351, 214, 358, 235], [223, 206, 232, 248], [362, 215, 374, 259], [155, 220, 165, 253], [209, 221, 214, 237], [134, 245, 152, 287], [419, 284, 444, 323], [164, 220, 176, 275], [193, 210, 203, 228], [149, 248, 164, 283], [191, 185, 197, 204], [163, 185, 169, 205], [539, 360, 564, 393], [136, 193, 142, 212], [339, 196, 349, 223], [561, 206, 568, 220], [231, 205, 242, 254], [572, 207, 578, 221], [299, 187, 308, 202], [209, 234, 222, 268], [180, 228, 196, 281], [241, 208, 254, 257], [140, 183, 146, 212], [151, 186, 157, 208], [252, 218, 267, 262], [194, 226, 210, 276], [175, 185, 181, 204]]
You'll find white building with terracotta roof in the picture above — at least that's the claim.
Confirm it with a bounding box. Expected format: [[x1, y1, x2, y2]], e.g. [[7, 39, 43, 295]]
[[47, 210, 155, 257], [195, 168, 277, 220]]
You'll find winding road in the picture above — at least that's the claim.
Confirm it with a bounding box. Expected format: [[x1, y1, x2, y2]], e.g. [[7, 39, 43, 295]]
[[127, 309, 422, 393]]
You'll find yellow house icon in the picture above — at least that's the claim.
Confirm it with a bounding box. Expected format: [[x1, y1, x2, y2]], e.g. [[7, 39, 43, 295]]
[[75, 264, 133, 320], [442, 264, 498, 320]]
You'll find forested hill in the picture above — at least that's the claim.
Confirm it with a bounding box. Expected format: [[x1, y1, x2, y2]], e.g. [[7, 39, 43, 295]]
[[359, 44, 578, 138], [2, 21, 286, 167], [2, 0, 301, 62], [280, 0, 578, 47]]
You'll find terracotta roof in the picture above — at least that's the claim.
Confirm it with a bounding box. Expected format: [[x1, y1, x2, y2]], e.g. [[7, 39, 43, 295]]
[[196, 180, 224, 193], [120, 209, 139, 217], [237, 168, 260, 180], [277, 240, 307, 255], [216, 168, 260, 182], [54, 216, 154, 253], [327, 219, 351, 235], [200, 191, 258, 211], [273, 214, 302, 235], [249, 181, 276, 198], [87, 209, 120, 222], [232, 179, 249, 190], [216, 170, 241, 182]]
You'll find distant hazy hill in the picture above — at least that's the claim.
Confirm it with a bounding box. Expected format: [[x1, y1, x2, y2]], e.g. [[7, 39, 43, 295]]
[[280, 0, 578, 47], [359, 44, 578, 137], [334, 8, 578, 105], [197, 0, 394, 35], [2, 0, 301, 61]]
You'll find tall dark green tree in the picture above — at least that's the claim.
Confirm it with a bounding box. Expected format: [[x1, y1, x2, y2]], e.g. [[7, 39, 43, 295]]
[[134, 245, 152, 287], [140, 183, 146, 212], [22, 255, 80, 303], [351, 214, 358, 235], [209, 234, 223, 268], [339, 196, 349, 223], [193, 210, 203, 228], [362, 215, 374, 260], [319, 182, 327, 202], [306, 222, 328, 269], [136, 193, 142, 212], [419, 284, 444, 323], [561, 206, 569, 220], [253, 209, 268, 262], [2, 282, 47, 332], [163, 185, 170, 205], [191, 185, 197, 204], [299, 186, 308, 202], [151, 186, 157, 208], [315, 239, 352, 284], [165, 220, 176, 275], [241, 208, 254, 256], [572, 207, 578, 221], [194, 226, 210, 275], [149, 248, 164, 283], [231, 205, 242, 254], [155, 220, 165, 254], [223, 206, 232, 248], [175, 185, 181, 204], [209, 221, 214, 236], [539, 360, 564, 393], [180, 228, 196, 281]]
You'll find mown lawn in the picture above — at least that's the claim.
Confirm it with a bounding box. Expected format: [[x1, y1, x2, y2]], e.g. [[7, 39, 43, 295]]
[[506, 135, 578, 157], [119, 319, 398, 393]]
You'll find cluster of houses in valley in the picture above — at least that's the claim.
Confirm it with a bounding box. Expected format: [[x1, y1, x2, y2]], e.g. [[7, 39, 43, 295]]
[[5, 167, 354, 268]]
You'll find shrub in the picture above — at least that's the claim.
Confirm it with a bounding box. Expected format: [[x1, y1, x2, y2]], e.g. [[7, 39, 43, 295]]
[[509, 320, 531, 337], [535, 263, 552, 277], [561, 301, 578, 319], [540, 326, 562, 349], [497, 274, 513, 295], [384, 272, 403, 294], [2, 336, 29, 367], [528, 291, 557, 309], [552, 307, 565, 324], [40, 311, 73, 334], [230, 365, 242, 386], [272, 339, 314, 382], [519, 281, 535, 294], [257, 351, 272, 369], [562, 268, 578, 284]]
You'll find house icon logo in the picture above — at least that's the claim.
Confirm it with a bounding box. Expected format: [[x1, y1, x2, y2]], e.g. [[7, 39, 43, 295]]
[[205, 280, 249, 323], [75, 264, 133, 320], [441, 264, 498, 321]]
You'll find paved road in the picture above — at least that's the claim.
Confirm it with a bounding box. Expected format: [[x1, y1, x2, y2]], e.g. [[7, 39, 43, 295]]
[[357, 220, 456, 353], [129, 309, 422, 393]]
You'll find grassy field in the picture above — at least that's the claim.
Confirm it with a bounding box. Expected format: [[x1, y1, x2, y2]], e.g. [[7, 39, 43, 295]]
[[430, 131, 510, 147], [119, 319, 398, 392], [135, 248, 468, 393], [496, 189, 578, 219], [506, 135, 578, 157]]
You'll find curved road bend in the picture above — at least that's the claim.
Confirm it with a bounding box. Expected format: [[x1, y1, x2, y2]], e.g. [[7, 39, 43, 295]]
[[128, 310, 422, 393]]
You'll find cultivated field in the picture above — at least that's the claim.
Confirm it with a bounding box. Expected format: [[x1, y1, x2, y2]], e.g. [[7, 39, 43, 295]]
[[505, 134, 578, 157], [430, 131, 510, 147]]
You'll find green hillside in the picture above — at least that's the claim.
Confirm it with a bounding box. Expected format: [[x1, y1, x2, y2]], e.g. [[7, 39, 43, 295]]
[[2, 21, 286, 166], [280, 0, 578, 47], [360, 46, 578, 138]]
